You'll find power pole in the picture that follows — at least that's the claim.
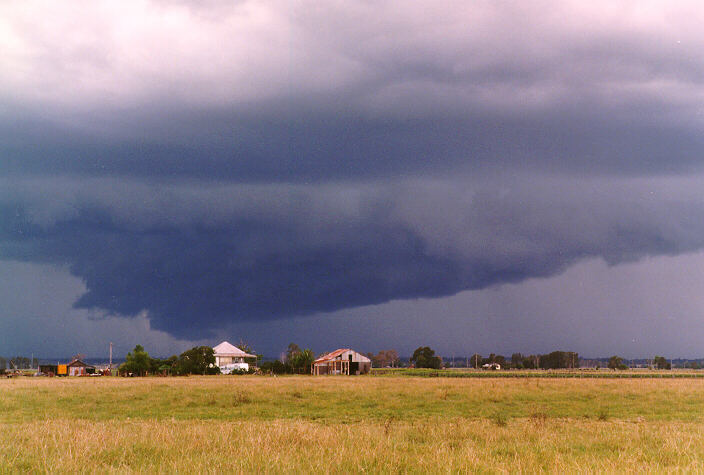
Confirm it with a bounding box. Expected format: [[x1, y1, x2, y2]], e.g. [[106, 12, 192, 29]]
[[109, 342, 113, 373]]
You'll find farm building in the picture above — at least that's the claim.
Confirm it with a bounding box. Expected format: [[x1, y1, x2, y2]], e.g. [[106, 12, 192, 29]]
[[38, 364, 59, 376], [66, 358, 95, 376], [213, 341, 256, 374], [312, 349, 371, 375]]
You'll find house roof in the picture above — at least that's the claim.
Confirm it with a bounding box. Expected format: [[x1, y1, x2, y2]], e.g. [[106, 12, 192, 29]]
[[213, 341, 255, 358], [67, 359, 94, 368], [314, 348, 371, 364]]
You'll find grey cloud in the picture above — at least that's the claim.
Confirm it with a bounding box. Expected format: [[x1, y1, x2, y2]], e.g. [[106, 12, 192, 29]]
[[3, 2, 704, 181], [4, 1, 704, 351], [3, 174, 704, 339]]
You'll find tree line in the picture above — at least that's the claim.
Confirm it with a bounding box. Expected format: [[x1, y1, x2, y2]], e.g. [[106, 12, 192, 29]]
[[118, 345, 225, 376], [0, 356, 38, 370], [259, 343, 315, 374], [415, 350, 581, 370], [9, 344, 691, 377]]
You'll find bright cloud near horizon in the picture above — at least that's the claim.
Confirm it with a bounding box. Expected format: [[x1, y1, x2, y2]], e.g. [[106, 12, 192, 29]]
[[2, 1, 704, 358]]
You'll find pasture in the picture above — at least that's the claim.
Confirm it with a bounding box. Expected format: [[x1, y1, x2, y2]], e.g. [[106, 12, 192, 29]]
[[2, 375, 704, 472]]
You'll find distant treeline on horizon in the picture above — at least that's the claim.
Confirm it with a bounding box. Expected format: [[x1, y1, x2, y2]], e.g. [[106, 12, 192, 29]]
[[4, 354, 704, 370]]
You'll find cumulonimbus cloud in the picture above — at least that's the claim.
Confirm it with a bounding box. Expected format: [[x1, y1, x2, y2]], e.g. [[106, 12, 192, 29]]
[[2, 174, 704, 338], [3, 2, 704, 340]]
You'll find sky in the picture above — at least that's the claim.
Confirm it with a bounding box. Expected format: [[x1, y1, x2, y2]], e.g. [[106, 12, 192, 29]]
[[2, 1, 704, 359]]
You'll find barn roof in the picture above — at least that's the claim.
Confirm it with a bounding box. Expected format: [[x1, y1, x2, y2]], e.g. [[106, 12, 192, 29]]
[[314, 348, 371, 364], [67, 359, 94, 368], [213, 341, 255, 358]]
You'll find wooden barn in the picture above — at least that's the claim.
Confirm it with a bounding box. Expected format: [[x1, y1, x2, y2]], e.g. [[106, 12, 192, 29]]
[[312, 349, 371, 375]]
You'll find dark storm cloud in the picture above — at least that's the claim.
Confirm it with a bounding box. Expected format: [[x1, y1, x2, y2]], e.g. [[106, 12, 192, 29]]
[[2, 175, 704, 338], [4, 1, 704, 342], [4, 111, 704, 180]]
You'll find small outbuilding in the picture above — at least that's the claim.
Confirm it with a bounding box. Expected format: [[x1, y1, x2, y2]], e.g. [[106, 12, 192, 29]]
[[38, 364, 59, 376], [66, 358, 96, 376], [213, 341, 256, 374], [312, 349, 371, 375]]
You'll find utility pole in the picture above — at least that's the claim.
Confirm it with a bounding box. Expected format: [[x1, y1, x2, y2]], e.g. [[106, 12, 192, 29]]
[[109, 342, 113, 373]]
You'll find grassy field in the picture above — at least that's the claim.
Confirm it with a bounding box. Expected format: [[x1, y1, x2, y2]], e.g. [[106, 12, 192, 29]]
[[2, 375, 704, 472], [371, 367, 704, 378]]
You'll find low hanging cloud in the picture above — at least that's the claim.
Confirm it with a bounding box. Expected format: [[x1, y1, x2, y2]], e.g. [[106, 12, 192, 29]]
[[3, 174, 704, 339]]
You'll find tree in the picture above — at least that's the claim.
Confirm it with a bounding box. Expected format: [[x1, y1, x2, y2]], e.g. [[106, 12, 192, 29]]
[[410, 346, 442, 369], [177, 346, 216, 375], [285, 343, 302, 363], [10, 356, 35, 369], [608, 355, 628, 370], [290, 349, 314, 373], [511, 353, 524, 369], [653, 355, 671, 370], [238, 340, 261, 366], [521, 355, 538, 369], [153, 355, 179, 375], [260, 360, 288, 374], [470, 354, 481, 369], [119, 345, 152, 376], [369, 350, 400, 368], [538, 351, 579, 369]]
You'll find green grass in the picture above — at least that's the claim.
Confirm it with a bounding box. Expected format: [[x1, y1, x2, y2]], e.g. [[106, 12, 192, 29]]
[[2, 375, 704, 472], [371, 367, 704, 378], [2, 375, 703, 423]]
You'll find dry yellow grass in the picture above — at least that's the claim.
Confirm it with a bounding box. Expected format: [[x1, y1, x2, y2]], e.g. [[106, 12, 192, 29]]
[[4, 418, 704, 473], [2, 376, 704, 472]]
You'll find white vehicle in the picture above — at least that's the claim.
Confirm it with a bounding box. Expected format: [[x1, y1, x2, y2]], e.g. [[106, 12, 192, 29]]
[[219, 362, 250, 374]]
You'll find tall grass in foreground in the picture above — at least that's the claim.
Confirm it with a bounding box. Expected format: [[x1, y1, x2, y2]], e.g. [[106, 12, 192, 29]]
[[3, 418, 704, 473], [2, 376, 704, 472]]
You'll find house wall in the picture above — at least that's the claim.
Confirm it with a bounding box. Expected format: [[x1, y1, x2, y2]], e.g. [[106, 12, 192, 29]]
[[69, 366, 85, 376], [338, 350, 371, 364], [313, 360, 370, 375], [216, 356, 245, 366]]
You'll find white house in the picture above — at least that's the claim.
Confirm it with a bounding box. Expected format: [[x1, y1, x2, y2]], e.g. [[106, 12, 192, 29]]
[[213, 341, 256, 374]]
